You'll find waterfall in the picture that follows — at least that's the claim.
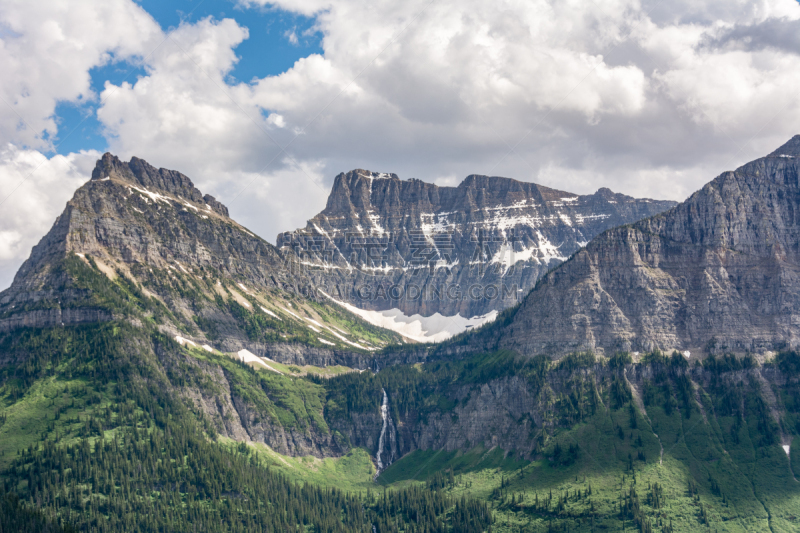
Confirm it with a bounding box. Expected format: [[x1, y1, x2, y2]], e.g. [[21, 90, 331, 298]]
[[374, 388, 396, 479]]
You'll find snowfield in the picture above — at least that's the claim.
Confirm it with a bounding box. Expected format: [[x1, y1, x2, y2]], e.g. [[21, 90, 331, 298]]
[[320, 291, 497, 343]]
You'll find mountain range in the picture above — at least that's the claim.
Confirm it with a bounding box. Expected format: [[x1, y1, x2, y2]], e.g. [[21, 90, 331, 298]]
[[489, 135, 800, 358], [2, 138, 800, 532], [278, 170, 675, 323]]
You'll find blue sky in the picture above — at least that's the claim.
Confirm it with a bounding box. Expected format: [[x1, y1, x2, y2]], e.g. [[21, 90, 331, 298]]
[[52, 0, 323, 156]]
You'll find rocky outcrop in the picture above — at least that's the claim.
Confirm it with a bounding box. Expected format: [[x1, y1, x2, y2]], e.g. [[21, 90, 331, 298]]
[[159, 340, 345, 458], [278, 170, 675, 317], [91, 153, 229, 217], [492, 135, 800, 358], [223, 340, 375, 369], [0, 153, 312, 333], [330, 358, 794, 462], [0, 307, 112, 333]]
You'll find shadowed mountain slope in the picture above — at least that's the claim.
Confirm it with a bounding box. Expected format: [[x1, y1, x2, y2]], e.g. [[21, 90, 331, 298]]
[[491, 135, 800, 357], [278, 169, 676, 319]]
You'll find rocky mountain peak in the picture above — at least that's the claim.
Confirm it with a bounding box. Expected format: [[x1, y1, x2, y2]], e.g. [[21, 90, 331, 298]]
[[491, 135, 800, 357], [280, 168, 677, 321], [0, 152, 306, 336], [91, 153, 228, 217], [767, 134, 800, 158]]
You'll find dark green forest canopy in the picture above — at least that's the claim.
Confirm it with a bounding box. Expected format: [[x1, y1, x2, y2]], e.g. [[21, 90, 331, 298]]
[[0, 322, 492, 533]]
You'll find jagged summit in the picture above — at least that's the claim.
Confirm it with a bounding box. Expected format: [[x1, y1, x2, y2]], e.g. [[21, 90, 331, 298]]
[[280, 168, 677, 319], [0, 153, 300, 334], [91, 153, 228, 217], [490, 135, 800, 357], [767, 134, 800, 158]]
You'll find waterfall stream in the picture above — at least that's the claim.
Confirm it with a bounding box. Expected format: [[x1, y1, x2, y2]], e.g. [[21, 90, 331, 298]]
[[374, 388, 396, 479]]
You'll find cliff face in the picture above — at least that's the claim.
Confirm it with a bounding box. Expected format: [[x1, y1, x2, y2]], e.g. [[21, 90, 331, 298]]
[[0, 153, 401, 366], [278, 170, 675, 318], [0, 153, 298, 331], [328, 353, 797, 471], [494, 135, 800, 357]]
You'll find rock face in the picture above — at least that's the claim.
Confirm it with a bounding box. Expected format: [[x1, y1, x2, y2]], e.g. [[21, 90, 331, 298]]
[[0, 153, 307, 330], [344, 360, 794, 462], [278, 170, 675, 318], [495, 135, 800, 357]]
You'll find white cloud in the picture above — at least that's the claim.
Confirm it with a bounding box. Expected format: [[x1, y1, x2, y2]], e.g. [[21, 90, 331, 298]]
[[0, 144, 97, 288], [284, 27, 299, 45], [0, 0, 162, 289], [0, 0, 162, 151], [81, 0, 800, 252]]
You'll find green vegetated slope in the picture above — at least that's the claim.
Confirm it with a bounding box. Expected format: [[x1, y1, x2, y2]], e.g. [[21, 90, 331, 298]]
[[86, 251, 401, 354], [319, 350, 800, 532], [0, 257, 490, 532], [4, 254, 800, 532]]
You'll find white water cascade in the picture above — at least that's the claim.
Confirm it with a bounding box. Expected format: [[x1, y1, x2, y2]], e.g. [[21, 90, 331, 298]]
[[374, 388, 396, 479]]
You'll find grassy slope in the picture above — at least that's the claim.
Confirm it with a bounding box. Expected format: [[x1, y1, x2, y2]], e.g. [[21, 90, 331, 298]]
[[377, 409, 798, 532], [219, 438, 378, 493], [358, 351, 800, 532]]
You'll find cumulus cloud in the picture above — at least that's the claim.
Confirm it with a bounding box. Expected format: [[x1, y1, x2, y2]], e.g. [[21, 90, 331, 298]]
[[0, 0, 162, 288], [0, 0, 162, 151], [93, 0, 800, 232], [0, 145, 98, 287]]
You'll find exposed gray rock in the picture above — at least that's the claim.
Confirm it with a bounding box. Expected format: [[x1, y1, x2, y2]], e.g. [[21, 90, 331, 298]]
[[0, 307, 112, 333], [278, 170, 675, 318], [0, 153, 312, 332], [492, 135, 800, 358]]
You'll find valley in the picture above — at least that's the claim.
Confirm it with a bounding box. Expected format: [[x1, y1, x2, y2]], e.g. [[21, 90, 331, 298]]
[[2, 138, 800, 532]]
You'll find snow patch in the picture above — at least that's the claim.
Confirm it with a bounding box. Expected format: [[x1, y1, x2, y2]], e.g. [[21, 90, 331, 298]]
[[237, 349, 283, 374], [202, 344, 214, 353], [783, 444, 791, 455], [175, 336, 197, 348], [280, 306, 303, 320], [259, 306, 281, 320], [324, 327, 350, 343], [304, 317, 325, 328], [319, 338, 336, 346], [321, 291, 497, 343], [489, 231, 567, 274], [683, 351, 691, 359], [129, 185, 173, 205]]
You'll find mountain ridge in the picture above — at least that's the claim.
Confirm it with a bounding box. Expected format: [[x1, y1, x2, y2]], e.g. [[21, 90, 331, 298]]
[[0, 154, 404, 366], [3, 143, 800, 532], [278, 168, 677, 321], [486, 134, 800, 358]]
